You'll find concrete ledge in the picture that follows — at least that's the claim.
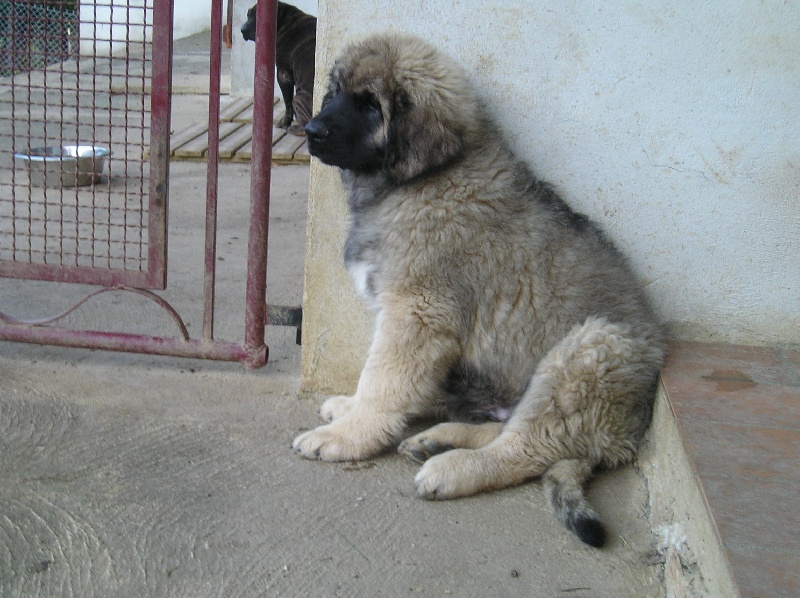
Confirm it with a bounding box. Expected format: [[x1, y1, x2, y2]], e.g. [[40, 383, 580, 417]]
[[639, 380, 739, 597], [645, 341, 800, 597]]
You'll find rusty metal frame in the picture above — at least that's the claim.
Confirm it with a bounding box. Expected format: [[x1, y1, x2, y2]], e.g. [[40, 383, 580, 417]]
[[0, 0, 280, 367]]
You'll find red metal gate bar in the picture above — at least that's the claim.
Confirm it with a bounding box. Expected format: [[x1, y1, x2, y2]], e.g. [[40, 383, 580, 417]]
[[0, 324, 255, 363], [147, 0, 174, 290], [243, 0, 276, 364], [203, 0, 224, 341]]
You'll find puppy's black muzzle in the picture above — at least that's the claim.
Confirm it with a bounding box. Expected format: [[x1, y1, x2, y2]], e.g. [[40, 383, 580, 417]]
[[304, 93, 383, 172], [304, 119, 329, 145], [303, 94, 347, 164]]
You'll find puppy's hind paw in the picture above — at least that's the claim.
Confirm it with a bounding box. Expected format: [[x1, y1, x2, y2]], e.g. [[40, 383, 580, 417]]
[[414, 449, 488, 500], [397, 435, 454, 464]]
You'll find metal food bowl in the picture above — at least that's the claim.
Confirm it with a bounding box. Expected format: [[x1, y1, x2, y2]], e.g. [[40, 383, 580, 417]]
[[14, 145, 111, 187]]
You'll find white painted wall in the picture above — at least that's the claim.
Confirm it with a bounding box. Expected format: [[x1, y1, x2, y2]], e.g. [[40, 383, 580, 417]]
[[173, 0, 213, 41], [302, 0, 800, 393], [79, 0, 211, 56]]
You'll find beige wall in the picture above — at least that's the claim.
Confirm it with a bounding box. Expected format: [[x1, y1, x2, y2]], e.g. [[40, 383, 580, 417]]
[[301, 0, 800, 394], [300, 160, 372, 395]]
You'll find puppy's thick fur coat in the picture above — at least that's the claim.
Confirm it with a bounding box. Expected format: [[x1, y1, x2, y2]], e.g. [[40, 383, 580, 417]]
[[294, 33, 665, 547]]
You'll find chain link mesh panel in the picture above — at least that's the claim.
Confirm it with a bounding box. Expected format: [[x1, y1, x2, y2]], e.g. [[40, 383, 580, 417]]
[[0, 0, 162, 286], [0, 1, 78, 77]]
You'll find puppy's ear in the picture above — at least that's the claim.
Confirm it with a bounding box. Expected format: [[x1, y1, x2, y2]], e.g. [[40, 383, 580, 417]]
[[384, 89, 463, 183]]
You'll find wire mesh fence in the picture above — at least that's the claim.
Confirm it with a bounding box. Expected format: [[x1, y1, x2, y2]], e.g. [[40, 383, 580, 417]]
[[0, 0, 162, 286], [0, 1, 79, 77]]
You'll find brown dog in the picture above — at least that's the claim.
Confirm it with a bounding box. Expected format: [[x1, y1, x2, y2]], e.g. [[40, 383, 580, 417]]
[[241, 2, 316, 136]]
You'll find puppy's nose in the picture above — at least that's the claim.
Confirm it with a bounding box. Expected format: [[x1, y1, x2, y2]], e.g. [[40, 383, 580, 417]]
[[304, 119, 329, 142]]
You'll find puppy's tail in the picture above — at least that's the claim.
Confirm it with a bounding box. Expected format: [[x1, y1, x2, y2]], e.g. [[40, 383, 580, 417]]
[[543, 459, 606, 548]]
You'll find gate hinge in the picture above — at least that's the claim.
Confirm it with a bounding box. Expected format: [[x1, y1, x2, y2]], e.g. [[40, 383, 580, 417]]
[[265, 305, 303, 345]]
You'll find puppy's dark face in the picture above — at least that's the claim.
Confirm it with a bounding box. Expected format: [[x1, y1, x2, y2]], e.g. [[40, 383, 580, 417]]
[[304, 42, 467, 184], [305, 87, 386, 174]]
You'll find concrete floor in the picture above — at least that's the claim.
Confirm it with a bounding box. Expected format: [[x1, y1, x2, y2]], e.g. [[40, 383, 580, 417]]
[[0, 34, 666, 597]]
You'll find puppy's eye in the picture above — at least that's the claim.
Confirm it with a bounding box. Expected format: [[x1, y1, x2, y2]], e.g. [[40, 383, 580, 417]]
[[321, 89, 337, 109], [354, 92, 381, 115]]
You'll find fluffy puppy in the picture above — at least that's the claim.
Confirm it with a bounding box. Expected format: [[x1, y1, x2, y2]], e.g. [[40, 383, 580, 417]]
[[294, 32, 665, 547], [241, 2, 316, 135]]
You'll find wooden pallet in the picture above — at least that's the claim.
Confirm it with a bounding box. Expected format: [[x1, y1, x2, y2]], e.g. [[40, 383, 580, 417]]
[[169, 97, 309, 164]]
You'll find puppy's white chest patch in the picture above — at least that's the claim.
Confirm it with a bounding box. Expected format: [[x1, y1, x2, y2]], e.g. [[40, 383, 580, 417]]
[[348, 260, 378, 305]]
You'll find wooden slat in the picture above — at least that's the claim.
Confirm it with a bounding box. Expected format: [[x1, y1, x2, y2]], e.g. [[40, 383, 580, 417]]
[[233, 126, 286, 162], [235, 96, 278, 122], [228, 96, 279, 123], [218, 122, 253, 158], [170, 121, 208, 154], [219, 96, 254, 122], [272, 133, 306, 163], [233, 104, 254, 122], [174, 121, 243, 158], [168, 98, 308, 163], [293, 142, 310, 163], [233, 145, 252, 162]]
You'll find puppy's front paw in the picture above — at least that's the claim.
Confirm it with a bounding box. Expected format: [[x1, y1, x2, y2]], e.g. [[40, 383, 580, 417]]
[[414, 449, 484, 500], [319, 395, 354, 422], [292, 424, 355, 461], [292, 412, 399, 462]]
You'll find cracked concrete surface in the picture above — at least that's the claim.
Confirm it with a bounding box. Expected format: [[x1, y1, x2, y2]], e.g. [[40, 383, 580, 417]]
[[0, 354, 663, 597]]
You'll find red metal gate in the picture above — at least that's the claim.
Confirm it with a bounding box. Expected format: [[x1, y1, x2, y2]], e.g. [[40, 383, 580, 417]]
[[0, 0, 282, 367]]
